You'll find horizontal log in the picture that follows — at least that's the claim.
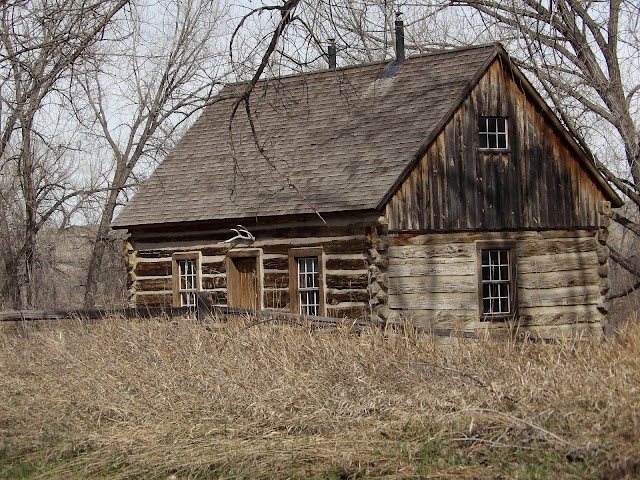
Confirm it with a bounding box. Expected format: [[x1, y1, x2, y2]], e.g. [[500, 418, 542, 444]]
[[136, 246, 229, 258], [327, 289, 370, 304], [263, 257, 289, 270], [386, 243, 474, 259], [326, 303, 369, 319], [136, 293, 172, 307], [264, 272, 289, 288], [388, 292, 477, 310], [204, 290, 227, 306], [517, 238, 597, 257], [388, 230, 596, 246], [388, 275, 476, 295], [202, 262, 226, 274], [253, 223, 371, 240], [260, 237, 368, 255], [388, 256, 477, 267], [326, 273, 369, 289], [135, 261, 172, 277], [518, 285, 601, 308], [387, 261, 473, 277], [326, 257, 368, 270], [396, 308, 604, 331], [518, 269, 599, 290], [132, 222, 375, 246], [518, 304, 602, 322], [518, 251, 598, 274], [137, 278, 171, 292], [517, 311, 602, 326], [202, 276, 226, 290]]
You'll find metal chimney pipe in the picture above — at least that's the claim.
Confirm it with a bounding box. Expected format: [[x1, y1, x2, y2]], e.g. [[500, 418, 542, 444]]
[[328, 38, 337, 69], [395, 12, 405, 61]]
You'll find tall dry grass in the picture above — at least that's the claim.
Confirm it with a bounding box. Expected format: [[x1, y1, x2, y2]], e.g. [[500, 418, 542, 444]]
[[1, 316, 639, 479]]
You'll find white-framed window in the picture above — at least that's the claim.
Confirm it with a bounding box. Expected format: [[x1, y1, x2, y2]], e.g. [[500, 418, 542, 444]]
[[178, 259, 197, 307], [476, 242, 516, 319], [289, 247, 325, 316], [479, 117, 508, 150], [172, 252, 201, 308], [297, 257, 320, 316]]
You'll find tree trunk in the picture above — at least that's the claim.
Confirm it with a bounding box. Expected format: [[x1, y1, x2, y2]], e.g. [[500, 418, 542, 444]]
[[83, 174, 125, 309], [21, 119, 38, 309]]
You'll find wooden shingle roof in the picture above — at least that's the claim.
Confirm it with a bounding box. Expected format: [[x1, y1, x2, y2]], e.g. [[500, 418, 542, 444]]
[[111, 45, 549, 228]]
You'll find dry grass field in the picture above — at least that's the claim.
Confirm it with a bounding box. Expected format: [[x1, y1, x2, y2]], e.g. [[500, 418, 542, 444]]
[[1, 315, 639, 479]]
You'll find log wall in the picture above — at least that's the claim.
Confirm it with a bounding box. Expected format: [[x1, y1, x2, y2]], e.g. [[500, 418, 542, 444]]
[[125, 216, 376, 318], [385, 59, 607, 231], [385, 229, 607, 338]]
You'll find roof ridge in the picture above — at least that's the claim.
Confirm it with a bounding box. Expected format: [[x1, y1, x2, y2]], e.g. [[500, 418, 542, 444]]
[[219, 43, 499, 93]]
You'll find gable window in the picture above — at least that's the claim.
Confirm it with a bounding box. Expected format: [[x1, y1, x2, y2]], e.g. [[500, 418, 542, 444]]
[[172, 252, 201, 307], [289, 247, 325, 316], [476, 242, 516, 319], [479, 117, 508, 150]]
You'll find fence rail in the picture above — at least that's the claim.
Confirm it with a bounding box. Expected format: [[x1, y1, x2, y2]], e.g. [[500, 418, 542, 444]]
[[0, 296, 500, 340]]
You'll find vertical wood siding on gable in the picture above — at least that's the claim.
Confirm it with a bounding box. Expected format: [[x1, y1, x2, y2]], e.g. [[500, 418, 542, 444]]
[[385, 60, 605, 231]]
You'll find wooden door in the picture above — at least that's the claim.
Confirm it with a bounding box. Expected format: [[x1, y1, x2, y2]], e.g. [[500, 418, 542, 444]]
[[227, 256, 261, 309]]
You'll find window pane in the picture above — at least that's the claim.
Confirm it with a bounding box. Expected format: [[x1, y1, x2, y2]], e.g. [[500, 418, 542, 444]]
[[481, 248, 513, 317], [178, 259, 198, 307], [479, 117, 507, 149], [297, 257, 320, 315]]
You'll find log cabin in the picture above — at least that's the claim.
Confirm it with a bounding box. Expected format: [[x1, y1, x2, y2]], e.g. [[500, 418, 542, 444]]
[[111, 38, 622, 339]]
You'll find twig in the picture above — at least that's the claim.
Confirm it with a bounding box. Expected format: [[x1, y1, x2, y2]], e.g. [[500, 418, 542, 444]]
[[437, 408, 578, 448]]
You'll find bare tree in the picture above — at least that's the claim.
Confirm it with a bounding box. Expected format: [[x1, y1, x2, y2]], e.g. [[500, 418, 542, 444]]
[[77, 0, 230, 308], [0, 0, 129, 308]]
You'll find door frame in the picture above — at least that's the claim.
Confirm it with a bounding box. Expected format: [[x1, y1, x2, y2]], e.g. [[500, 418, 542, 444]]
[[226, 248, 264, 310]]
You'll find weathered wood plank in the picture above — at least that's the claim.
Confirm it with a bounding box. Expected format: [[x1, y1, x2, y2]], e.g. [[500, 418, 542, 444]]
[[518, 285, 601, 308], [260, 237, 368, 255], [389, 292, 477, 310], [326, 257, 368, 270], [326, 273, 369, 289], [518, 269, 599, 290], [383, 59, 607, 232], [136, 278, 171, 291], [518, 252, 598, 274], [387, 261, 473, 277], [517, 238, 597, 257], [518, 304, 601, 319], [263, 257, 289, 270], [326, 303, 369, 319], [387, 229, 596, 246], [201, 275, 226, 290], [386, 243, 474, 259], [264, 272, 289, 288], [134, 261, 172, 277], [136, 293, 172, 307], [327, 289, 370, 304], [204, 290, 227, 306], [388, 275, 476, 295], [202, 262, 226, 274]]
